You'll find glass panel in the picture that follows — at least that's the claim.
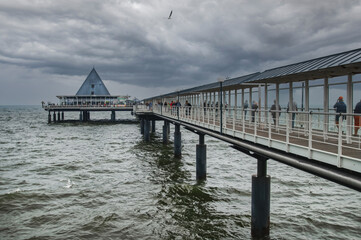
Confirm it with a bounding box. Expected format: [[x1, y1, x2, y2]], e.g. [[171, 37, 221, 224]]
[[268, 84, 276, 90], [354, 73, 361, 82], [279, 88, 289, 110], [309, 78, 324, 86], [309, 86, 323, 110], [267, 89, 276, 108], [353, 82, 361, 109], [329, 75, 347, 84], [293, 81, 303, 88]]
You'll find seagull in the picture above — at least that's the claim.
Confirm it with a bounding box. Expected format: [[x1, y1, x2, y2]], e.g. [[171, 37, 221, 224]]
[[168, 10, 172, 19]]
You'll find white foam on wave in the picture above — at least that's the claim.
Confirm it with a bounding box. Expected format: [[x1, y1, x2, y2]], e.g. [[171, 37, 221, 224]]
[[65, 179, 74, 188]]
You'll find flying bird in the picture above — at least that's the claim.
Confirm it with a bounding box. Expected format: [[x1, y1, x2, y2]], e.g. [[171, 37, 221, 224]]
[[168, 10, 172, 19]]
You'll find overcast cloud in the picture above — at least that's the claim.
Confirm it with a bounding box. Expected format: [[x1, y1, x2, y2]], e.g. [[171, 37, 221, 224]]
[[1, 0, 361, 104]]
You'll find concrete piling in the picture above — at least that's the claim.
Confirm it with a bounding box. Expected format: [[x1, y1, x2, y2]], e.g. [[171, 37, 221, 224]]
[[48, 111, 51, 123], [61, 112, 64, 121], [251, 157, 270, 238], [58, 112, 60, 121], [53, 111, 56, 122], [111, 111, 116, 121], [163, 121, 169, 144], [140, 118, 145, 134], [144, 119, 151, 142], [174, 124, 182, 157], [196, 134, 207, 181], [79, 112, 83, 121], [151, 120, 156, 133]]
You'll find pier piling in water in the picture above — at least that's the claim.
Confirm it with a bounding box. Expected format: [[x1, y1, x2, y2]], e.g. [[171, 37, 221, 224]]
[[144, 119, 151, 142], [140, 118, 145, 134], [151, 120, 156, 133], [174, 124, 182, 157], [251, 156, 270, 238], [53, 111, 56, 122], [163, 121, 169, 144], [61, 112, 64, 121], [196, 133, 207, 181], [111, 111, 116, 121], [48, 111, 51, 123]]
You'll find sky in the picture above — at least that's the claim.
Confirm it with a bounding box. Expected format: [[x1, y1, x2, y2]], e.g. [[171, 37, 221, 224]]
[[1, 0, 361, 105]]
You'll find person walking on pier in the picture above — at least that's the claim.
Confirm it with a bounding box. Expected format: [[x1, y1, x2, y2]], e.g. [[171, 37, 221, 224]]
[[251, 101, 258, 122], [170, 101, 174, 115], [354, 99, 361, 135], [185, 100, 192, 116], [287, 101, 298, 128], [334, 96, 347, 130], [270, 100, 281, 125], [244, 100, 249, 118], [175, 100, 181, 117]]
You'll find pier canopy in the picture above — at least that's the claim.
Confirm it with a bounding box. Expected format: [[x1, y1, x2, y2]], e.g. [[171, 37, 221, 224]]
[[144, 48, 361, 100], [56, 68, 126, 106]]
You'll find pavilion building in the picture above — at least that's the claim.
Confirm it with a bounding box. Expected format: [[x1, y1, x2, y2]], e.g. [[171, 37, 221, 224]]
[[56, 68, 124, 106], [44, 68, 134, 123]]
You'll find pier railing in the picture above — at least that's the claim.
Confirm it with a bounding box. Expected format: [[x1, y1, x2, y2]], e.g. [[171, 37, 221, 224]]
[[43, 104, 134, 110], [135, 104, 361, 173]]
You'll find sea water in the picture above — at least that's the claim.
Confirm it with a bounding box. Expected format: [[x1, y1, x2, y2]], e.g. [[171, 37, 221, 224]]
[[0, 106, 360, 239]]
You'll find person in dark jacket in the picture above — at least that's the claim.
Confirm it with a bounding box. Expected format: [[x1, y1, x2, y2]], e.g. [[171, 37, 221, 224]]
[[185, 100, 192, 116], [354, 99, 361, 135], [251, 101, 258, 122], [244, 100, 249, 118], [287, 101, 298, 128], [333, 96, 347, 129], [270, 100, 281, 125]]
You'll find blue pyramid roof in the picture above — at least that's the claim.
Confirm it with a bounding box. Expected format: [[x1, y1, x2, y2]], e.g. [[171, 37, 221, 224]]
[[76, 68, 110, 96]]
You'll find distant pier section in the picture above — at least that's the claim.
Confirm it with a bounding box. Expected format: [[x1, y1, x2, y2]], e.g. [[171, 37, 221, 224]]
[[43, 68, 136, 122]]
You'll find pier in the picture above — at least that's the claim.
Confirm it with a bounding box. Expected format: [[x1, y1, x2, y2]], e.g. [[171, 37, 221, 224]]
[[43, 68, 135, 122], [134, 48, 361, 238]]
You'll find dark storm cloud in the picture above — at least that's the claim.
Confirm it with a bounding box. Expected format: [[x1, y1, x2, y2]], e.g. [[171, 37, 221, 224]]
[[0, 0, 361, 103]]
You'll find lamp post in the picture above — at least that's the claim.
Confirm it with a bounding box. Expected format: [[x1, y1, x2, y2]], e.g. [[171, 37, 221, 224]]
[[218, 78, 224, 134]]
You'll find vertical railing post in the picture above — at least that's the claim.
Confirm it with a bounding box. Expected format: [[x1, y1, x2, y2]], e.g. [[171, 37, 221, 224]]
[[337, 116, 343, 167], [233, 106, 236, 132], [307, 112, 313, 159], [242, 109, 246, 139], [268, 111, 272, 147], [346, 74, 353, 144], [254, 109, 257, 142], [305, 80, 310, 135], [286, 111, 290, 152]]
